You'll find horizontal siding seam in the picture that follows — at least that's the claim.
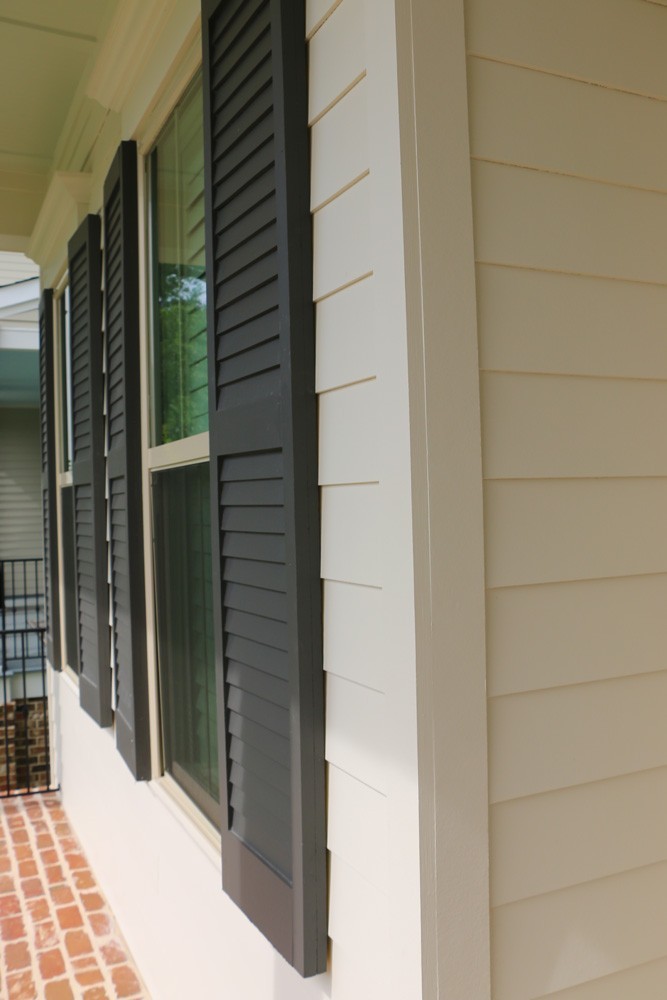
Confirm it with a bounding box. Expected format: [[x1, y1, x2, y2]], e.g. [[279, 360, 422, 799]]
[[489, 762, 667, 808], [311, 168, 371, 215], [323, 758, 387, 798], [470, 154, 667, 198], [488, 666, 667, 701], [490, 855, 667, 914], [306, 0, 345, 40], [317, 374, 377, 395], [318, 374, 376, 395], [324, 663, 384, 696], [326, 844, 389, 895], [483, 475, 667, 483], [488, 668, 667, 703], [532, 955, 667, 1000], [466, 50, 667, 105], [314, 271, 374, 304], [308, 70, 367, 128], [480, 366, 667, 385], [474, 258, 667, 288], [319, 478, 380, 488], [488, 667, 667, 700], [320, 480, 380, 490], [320, 575, 382, 591], [485, 570, 667, 588], [486, 569, 667, 592]]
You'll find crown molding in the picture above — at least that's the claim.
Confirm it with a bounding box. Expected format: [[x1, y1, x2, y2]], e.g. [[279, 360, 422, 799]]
[[28, 172, 92, 273], [86, 0, 180, 113]]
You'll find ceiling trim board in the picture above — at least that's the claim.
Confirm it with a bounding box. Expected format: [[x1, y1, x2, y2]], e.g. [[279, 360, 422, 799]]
[[28, 172, 92, 272]]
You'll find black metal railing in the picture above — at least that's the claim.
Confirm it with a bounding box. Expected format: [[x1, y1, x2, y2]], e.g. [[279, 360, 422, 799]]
[[0, 558, 55, 797]]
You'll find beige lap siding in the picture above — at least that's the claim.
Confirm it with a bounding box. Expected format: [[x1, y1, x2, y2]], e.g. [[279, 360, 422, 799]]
[[0, 408, 42, 562], [465, 0, 667, 996]]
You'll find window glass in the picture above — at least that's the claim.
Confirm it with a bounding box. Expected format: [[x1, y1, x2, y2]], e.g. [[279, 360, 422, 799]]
[[59, 287, 73, 472], [152, 462, 219, 825], [150, 72, 208, 446], [59, 485, 79, 673]]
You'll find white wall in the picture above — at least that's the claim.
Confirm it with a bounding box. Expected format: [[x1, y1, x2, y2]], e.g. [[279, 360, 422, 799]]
[[55, 673, 330, 1000]]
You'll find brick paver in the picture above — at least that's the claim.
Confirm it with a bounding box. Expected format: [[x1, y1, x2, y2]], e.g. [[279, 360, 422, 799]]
[[0, 794, 148, 999]]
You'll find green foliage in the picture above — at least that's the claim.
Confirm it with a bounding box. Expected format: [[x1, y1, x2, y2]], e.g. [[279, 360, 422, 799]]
[[157, 264, 207, 444]]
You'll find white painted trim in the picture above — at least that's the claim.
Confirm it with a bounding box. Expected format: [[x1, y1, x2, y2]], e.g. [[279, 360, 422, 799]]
[[28, 173, 92, 274], [151, 774, 221, 863], [86, 0, 181, 113], [147, 432, 209, 470], [137, 157, 162, 781], [395, 1, 491, 998], [134, 28, 202, 155]]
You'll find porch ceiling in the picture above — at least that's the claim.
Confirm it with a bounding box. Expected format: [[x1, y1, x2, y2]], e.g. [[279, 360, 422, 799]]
[[0, 1, 118, 251]]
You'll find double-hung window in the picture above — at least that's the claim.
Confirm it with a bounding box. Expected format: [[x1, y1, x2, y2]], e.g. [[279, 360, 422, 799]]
[[147, 70, 220, 827]]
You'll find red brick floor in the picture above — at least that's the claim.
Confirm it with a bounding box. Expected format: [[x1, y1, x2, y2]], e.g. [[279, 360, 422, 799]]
[[0, 793, 148, 999]]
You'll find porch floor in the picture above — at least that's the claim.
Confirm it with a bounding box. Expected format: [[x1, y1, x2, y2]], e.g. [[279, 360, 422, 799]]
[[0, 793, 148, 999]]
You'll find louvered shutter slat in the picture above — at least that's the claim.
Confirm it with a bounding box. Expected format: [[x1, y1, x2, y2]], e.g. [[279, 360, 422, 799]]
[[39, 291, 61, 669], [68, 215, 111, 726], [203, 0, 326, 976], [103, 141, 150, 780]]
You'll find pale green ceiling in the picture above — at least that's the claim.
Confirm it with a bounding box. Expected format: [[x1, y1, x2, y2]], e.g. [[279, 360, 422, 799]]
[[0, 0, 119, 247]]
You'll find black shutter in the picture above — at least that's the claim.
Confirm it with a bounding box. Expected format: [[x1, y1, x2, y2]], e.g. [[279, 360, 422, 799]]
[[68, 215, 111, 727], [103, 142, 151, 779], [202, 0, 326, 976], [39, 290, 61, 670]]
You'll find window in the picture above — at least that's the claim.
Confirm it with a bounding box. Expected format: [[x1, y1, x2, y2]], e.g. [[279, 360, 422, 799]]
[[58, 287, 73, 474], [152, 463, 218, 825], [147, 70, 219, 825], [150, 72, 208, 446], [55, 286, 78, 673]]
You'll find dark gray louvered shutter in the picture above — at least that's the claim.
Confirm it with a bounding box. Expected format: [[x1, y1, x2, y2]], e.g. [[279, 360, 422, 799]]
[[202, 0, 326, 976], [39, 290, 61, 670], [103, 142, 150, 778], [68, 215, 112, 727]]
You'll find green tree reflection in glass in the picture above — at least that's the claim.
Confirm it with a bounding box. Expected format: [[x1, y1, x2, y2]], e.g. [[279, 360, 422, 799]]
[[153, 72, 208, 445]]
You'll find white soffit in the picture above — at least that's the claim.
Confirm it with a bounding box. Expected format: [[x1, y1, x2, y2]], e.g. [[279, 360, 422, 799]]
[[28, 173, 92, 271], [86, 0, 180, 113]]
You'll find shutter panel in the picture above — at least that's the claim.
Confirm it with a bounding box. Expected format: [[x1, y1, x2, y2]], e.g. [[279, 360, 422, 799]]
[[103, 142, 150, 779], [202, 0, 326, 976], [68, 215, 112, 727], [39, 290, 61, 670]]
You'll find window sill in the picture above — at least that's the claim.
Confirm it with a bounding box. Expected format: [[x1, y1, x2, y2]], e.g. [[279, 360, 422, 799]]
[[149, 772, 221, 871]]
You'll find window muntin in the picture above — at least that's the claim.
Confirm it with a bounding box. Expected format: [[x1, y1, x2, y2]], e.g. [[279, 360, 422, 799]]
[[152, 462, 219, 826], [149, 71, 207, 447]]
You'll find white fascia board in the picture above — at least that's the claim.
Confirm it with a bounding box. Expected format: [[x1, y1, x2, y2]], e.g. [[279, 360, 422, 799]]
[[86, 0, 182, 112]]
